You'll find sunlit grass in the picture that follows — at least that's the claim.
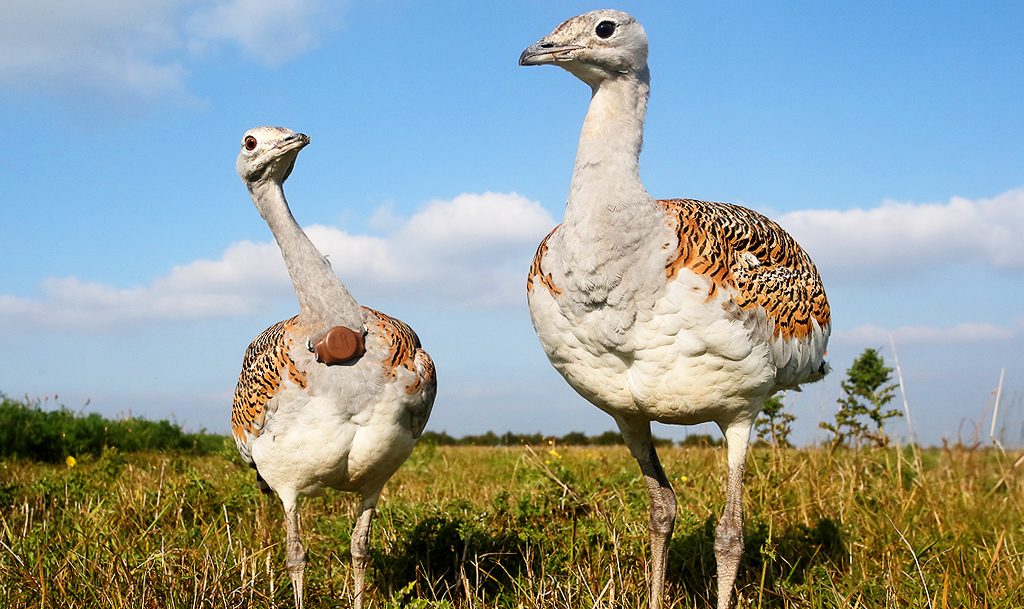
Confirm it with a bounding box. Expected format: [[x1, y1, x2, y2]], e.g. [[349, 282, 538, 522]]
[[1, 442, 1021, 608]]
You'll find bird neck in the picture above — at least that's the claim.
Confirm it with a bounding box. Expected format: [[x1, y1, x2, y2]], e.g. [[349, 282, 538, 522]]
[[250, 181, 362, 330], [554, 68, 670, 321], [565, 68, 656, 235]]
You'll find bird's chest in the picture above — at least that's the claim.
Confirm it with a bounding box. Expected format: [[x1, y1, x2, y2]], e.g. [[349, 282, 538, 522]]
[[539, 221, 673, 346], [528, 267, 776, 423], [528, 286, 635, 411], [254, 352, 420, 494]]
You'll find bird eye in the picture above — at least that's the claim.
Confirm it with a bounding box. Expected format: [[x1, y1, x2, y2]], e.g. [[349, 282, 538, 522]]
[[596, 21, 616, 39], [243, 135, 257, 151]]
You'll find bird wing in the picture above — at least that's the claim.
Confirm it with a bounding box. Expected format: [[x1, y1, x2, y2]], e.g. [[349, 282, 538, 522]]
[[527, 225, 562, 296], [362, 307, 437, 438], [658, 198, 831, 342], [231, 316, 308, 464]]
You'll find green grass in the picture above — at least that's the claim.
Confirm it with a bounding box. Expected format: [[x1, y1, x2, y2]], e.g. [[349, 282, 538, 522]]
[[1, 443, 1021, 608]]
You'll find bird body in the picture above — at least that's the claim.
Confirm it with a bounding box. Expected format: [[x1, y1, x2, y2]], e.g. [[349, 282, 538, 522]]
[[234, 309, 433, 498], [520, 10, 829, 609], [232, 126, 435, 609], [529, 200, 829, 427]]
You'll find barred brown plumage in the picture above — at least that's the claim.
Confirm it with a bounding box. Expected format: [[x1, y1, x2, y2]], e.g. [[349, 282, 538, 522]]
[[363, 307, 436, 433], [231, 317, 306, 452], [658, 199, 831, 340], [365, 307, 421, 375], [527, 226, 563, 296]]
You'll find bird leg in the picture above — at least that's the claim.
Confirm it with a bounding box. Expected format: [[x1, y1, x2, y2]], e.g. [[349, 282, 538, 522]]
[[350, 494, 379, 609], [282, 497, 307, 609], [715, 421, 752, 609], [617, 417, 677, 609]]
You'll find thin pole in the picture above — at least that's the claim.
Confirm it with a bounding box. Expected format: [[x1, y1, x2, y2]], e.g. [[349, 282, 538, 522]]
[[888, 333, 914, 439], [990, 368, 1005, 443]]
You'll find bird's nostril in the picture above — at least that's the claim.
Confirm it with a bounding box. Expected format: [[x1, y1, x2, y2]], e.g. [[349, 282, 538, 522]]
[[540, 42, 555, 49]]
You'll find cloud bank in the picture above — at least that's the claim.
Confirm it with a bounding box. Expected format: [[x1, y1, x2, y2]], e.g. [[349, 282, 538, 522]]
[[0, 192, 555, 332], [778, 187, 1024, 282], [0, 0, 344, 100], [187, 0, 340, 68], [3, 187, 1021, 336], [834, 320, 1024, 345]]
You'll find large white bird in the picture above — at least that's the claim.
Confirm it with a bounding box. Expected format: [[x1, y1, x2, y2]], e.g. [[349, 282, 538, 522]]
[[520, 10, 830, 609], [232, 126, 437, 609]]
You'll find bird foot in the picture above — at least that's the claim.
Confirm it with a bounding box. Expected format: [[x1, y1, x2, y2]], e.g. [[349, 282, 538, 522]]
[[288, 567, 305, 609]]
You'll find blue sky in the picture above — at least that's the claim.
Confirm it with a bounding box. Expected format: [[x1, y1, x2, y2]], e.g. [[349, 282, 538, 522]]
[[2, 1, 1022, 447]]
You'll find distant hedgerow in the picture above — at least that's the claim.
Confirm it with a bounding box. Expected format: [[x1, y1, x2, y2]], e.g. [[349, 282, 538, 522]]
[[418, 429, 676, 447], [0, 393, 224, 462]]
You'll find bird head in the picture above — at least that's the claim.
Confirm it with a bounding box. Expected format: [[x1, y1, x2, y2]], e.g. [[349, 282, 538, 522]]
[[519, 9, 648, 87], [236, 126, 310, 187]]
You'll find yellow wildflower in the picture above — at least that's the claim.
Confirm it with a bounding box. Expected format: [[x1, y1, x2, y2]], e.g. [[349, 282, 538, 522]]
[[65, 456, 77, 468]]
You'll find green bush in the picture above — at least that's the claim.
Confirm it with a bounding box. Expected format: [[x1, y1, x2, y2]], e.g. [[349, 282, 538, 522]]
[[0, 393, 224, 462]]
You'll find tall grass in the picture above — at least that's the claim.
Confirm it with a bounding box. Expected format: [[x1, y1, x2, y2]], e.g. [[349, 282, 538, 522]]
[[0, 443, 1021, 608]]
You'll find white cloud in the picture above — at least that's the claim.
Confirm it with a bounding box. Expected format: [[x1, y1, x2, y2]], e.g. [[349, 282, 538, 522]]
[[0, 240, 286, 331], [777, 187, 1024, 282], [308, 192, 557, 307], [0, 0, 187, 99], [187, 0, 341, 67], [10, 186, 1020, 335], [0, 0, 344, 100], [834, 320, 1023, 345], [0, 192, 555, 333]]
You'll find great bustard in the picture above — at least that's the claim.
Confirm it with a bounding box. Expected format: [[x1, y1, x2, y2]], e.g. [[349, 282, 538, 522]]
[[520, 11, 830, 609], [232, 126, 436, 609]]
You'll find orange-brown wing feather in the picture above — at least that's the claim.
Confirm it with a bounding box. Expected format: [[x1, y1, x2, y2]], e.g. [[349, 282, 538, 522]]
[[659, 199, 830, 340], [365, 308, 421, 374], [363, 307, 436, 437], [231, 316, 308, 462], [527, 225, 562, 296]]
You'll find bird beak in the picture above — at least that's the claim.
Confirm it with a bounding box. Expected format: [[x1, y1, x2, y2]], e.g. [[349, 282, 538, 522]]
[[279, 134, 309, 182], [519, 40, 583, 66], [279, 132, 310, 153]]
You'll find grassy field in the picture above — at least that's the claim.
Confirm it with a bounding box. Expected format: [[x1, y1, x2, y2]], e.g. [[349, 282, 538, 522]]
[[1, 442, 1021, 608]]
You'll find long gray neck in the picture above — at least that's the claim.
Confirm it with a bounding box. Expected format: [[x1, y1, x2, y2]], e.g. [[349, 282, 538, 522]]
[[557, 67, 667, 320], [565, 68, 654, 227], [250, 181, 362, 329]]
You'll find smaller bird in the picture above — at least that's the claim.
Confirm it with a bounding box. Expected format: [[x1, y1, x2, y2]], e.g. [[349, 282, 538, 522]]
[[233, 126, 436, 609]]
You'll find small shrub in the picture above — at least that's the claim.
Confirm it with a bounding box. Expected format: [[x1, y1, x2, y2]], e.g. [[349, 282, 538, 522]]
[[820, 348, 901, 450], [756, 395, 796, 448]]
